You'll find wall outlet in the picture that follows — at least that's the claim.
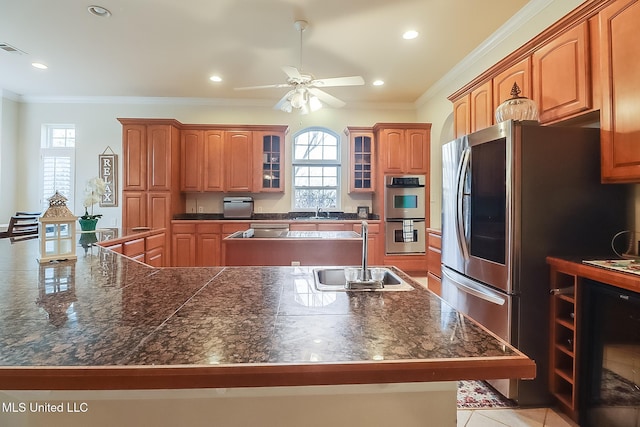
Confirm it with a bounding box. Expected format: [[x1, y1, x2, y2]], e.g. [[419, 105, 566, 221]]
[[198, 206, 204, 213], [291, 261, 301, 266]]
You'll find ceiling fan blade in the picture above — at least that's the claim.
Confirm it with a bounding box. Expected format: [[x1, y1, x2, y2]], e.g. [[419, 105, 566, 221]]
[[311, 75, 364, 87], [274, 89, 295, 110], [308, 88, 346, 108], [234, 83, 292, 91], [282, 66, 303, 80]]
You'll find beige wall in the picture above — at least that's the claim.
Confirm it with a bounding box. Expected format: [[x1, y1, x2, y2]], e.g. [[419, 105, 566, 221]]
[[0, 94, 19, 222], [13, 100, 416, 226], [416, 0, 587, 229]]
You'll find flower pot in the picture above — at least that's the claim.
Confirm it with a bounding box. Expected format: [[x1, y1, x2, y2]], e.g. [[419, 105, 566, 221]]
[[79, 218, 98, 231]]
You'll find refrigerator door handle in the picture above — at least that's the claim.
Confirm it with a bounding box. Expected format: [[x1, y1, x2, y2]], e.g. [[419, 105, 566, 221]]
[[442, 267, 506, 306], [456, 147, 471, 260]]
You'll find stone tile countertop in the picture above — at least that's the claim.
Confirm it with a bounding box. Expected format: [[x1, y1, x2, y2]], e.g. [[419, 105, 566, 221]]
[[0, 238, 535, 391]]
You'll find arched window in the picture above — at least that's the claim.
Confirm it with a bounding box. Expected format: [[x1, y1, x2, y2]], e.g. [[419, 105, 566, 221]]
[[292, 128, 341, 210]]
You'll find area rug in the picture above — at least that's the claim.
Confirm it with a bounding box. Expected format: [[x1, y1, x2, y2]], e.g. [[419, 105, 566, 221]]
[[457, 380, 517, 409]]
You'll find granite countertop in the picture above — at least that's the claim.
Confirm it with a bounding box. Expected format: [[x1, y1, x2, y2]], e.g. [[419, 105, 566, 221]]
[[0, 238, 534, 390]]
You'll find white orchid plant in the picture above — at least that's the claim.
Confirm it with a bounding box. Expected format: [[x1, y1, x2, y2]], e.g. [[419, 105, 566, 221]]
[[81, 177, 106, 220]]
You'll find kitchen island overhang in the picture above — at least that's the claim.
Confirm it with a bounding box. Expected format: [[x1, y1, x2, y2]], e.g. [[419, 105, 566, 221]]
[[0, 357, 535, 391]]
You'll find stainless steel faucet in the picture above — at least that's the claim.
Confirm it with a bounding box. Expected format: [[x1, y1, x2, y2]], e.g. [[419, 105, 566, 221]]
[[360, 220, 370, 281]]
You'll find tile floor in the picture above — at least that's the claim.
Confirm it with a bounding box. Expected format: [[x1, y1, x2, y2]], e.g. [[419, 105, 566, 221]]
[[457, 408, 578, 427], [411, 277, 579, 427]]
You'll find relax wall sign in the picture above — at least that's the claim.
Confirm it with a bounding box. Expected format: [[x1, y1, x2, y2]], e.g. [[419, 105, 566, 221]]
[[99, 148, 118, 207]]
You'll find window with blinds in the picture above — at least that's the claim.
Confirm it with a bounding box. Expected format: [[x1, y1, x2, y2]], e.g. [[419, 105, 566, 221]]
[[40, 125, 75, 210]]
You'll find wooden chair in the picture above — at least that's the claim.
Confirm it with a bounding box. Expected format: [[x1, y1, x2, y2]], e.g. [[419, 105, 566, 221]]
[[0, 212, 41, 241]]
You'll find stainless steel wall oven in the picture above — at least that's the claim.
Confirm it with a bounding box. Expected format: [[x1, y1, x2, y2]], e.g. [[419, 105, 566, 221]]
[[384, 175, 426, 254]]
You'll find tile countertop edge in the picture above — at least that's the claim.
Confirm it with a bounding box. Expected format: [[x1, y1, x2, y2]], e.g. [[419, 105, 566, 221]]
[[0, 357, 535, 391]]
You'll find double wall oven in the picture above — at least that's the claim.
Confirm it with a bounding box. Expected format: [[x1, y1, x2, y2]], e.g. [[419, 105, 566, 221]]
[[384, 175, 426, 254]]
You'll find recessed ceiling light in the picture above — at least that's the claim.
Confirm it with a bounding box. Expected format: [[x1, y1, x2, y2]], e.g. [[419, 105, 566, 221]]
[[373, 80, 384, 86], [88, 5, 112, 18], [32, 62, 48, 70], [402, 30, 419, 40], [209, 75, 222, 82]]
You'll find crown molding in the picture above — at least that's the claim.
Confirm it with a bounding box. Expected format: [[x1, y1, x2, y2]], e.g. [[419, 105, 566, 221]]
[[415, 0, 558, 107]]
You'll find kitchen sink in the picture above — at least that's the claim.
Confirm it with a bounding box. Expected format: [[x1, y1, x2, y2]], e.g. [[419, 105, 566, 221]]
[[312, 267, 414, 292]]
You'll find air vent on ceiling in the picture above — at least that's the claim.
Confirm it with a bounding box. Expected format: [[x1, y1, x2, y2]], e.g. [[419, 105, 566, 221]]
[[0, 43, 26, 54]]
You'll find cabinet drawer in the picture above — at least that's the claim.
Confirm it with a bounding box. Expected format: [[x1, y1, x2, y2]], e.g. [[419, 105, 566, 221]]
[[222, 223, 251, 235], [172, 223, 196, 234], [146, 233, 165, 250], [428, 231, 442, 250], [197, 223, 221, 234], [123, 238, 145, 257]]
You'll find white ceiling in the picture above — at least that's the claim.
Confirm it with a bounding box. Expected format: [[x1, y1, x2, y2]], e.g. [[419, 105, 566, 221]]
[[0, 0, 530, 107]]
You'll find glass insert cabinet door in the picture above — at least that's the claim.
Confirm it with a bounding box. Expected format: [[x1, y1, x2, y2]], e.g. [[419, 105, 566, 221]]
[[346, 127, 375, 193], [261, 134, 282, 191]]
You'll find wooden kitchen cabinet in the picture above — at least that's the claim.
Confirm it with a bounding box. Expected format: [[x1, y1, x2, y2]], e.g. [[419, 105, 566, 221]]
[[225, 131, 253, 192], [548, 267, 580, 422], [120, 119, 185, 265], [122, 124, 147, 191], [171, 223, 196, 267], [374, 124, 431, 175], [181, 125, 287, 192], [180, 129, 203, 192], [533, 22, 591, 123], [493, 57, 532, 109], [452, 95, 470, 139], [254, 129, 286, 192], [599, 0, 640, 183], [470, 81, 493, 133], [181, 129, 225, 192], [427, 228, 442, 297], [145, 232, 166, 267], [345, 127, 375, 193], [196, 225, 221, 267]]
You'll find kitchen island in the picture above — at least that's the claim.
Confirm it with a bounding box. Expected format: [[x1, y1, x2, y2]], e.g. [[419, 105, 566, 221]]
[[0, 236, 534, 426], [223, 229, 363, 266]]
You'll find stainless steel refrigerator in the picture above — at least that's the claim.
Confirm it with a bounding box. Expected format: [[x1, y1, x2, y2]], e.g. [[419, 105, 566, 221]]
[[441, 120, 629, 406]]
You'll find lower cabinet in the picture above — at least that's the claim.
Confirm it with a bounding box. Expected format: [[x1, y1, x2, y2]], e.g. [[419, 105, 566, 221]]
[[98, 230, 167, 266], [427, 228, 442, 296]]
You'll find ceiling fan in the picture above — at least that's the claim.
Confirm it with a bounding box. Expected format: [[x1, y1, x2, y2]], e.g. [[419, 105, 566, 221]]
[[234, 20, 365, 113]]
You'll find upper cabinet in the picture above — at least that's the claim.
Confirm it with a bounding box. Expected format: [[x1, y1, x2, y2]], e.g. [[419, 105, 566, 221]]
[[452, 95, 470, 139], [255, 130, 285, 192], [470, 81, 494, 132], [225, 131, 253, 192], [532, 22, 591, 123], [599, 0, 640, 183], [345, 127, 375, 193], [450, 0, 640, 183], [180, 125, 287, 192], [493, 57, 532, 108], [374, 124, 431, 175]]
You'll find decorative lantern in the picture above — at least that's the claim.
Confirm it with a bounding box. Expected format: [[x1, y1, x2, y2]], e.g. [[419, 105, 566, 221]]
[[38, 191, 78, 263], [495, 82, 539, 123]]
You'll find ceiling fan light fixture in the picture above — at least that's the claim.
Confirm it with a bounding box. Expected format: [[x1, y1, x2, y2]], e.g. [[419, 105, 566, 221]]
[[309, 95, 322, 112], [290, 89, 307, 109]]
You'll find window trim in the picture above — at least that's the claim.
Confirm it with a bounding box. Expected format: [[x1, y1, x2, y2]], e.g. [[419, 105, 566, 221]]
[[40, 124, 76, 211], [291, 127, 341, 212]]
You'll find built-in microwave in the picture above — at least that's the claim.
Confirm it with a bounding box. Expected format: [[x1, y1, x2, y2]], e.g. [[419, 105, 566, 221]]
[[384, 175, 426, 220]]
